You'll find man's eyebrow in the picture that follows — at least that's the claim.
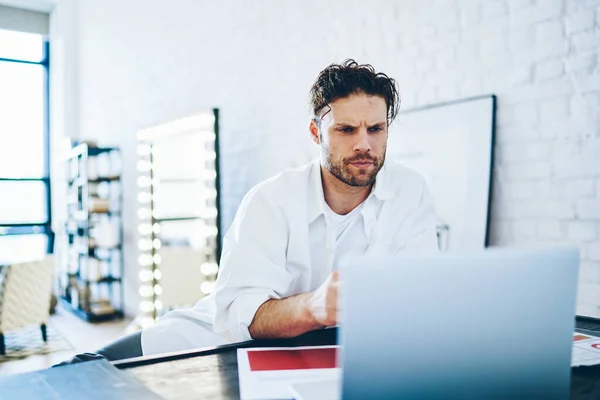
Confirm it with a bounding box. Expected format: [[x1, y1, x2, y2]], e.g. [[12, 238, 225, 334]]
[[333, 122, 357, 128], [333, 121, 386, 128]]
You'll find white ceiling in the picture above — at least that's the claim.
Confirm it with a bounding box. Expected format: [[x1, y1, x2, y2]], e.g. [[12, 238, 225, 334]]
[[0, 0, 55, 13]]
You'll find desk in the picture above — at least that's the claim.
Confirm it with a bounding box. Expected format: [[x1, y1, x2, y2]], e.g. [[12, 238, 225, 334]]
[[116, 317, 600, 400]]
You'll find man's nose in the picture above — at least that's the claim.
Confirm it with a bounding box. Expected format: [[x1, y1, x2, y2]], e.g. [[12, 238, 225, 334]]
[[353, 128, 371, 152]]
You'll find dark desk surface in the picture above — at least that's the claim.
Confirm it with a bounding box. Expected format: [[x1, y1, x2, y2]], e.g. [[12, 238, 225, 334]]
[[116, 318, 600, 400]]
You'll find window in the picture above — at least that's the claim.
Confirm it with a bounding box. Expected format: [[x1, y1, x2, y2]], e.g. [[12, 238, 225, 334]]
[[0, 28, 51, 263]]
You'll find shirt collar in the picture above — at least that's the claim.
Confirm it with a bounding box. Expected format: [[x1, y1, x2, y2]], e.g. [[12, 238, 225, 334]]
[[371, 160, 393, 201], [307, 159, 393, 224], [307, 160, 326, 224]]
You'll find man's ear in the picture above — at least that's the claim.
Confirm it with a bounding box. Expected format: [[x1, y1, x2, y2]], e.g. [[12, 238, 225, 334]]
[[309, 119, 320, 145]]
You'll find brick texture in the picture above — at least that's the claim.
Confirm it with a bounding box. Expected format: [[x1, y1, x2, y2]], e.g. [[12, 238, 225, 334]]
[[58, 0, 600, 317]]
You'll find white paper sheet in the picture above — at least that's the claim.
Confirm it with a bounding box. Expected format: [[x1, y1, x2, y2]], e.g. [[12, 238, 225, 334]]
[[572, 332, 600, 367], [237, 346, 340, 400], [288, 379, 340, 400]]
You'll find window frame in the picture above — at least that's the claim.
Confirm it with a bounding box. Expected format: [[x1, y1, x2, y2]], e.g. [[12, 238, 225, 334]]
[[0, 38, 52, 253]]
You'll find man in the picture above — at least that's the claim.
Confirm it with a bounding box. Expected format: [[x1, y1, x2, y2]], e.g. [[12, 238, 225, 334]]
[[58, 59, 438, 364]]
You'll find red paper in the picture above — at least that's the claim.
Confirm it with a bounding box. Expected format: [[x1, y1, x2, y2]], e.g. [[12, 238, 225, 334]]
[[574, 334, 593, 342], [247, 348, 338, 371]]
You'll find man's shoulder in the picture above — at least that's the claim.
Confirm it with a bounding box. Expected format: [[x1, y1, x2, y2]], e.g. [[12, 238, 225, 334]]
[[381, 160, 428, 196], [244, 161, 314, 204]]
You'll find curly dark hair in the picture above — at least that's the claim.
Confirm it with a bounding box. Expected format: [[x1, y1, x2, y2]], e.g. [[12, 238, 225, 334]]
[[309, 59, 400, 124]]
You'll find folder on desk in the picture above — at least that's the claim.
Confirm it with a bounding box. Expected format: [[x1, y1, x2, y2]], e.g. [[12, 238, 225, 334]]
[[238, 346, 340, 400], [0, 359, 162, 400]]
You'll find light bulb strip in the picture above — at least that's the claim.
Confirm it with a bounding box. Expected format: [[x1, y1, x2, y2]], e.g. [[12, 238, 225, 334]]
[[149, 146, 158, 321], [138, 116, 220, 323]]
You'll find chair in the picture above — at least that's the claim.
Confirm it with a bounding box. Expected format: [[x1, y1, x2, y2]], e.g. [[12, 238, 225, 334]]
[[0, 256, 55, 355]]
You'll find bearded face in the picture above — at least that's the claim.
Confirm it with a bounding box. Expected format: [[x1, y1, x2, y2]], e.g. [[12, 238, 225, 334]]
[[312, 93, 388, 187]]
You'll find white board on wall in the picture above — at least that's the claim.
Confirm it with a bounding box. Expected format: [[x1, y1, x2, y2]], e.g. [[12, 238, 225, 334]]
[[387, 95, 496, 251]]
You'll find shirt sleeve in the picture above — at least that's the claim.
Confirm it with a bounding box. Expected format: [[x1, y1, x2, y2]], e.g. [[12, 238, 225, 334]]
[[212, 188, 294, 343], [402, 180, 440, 253]]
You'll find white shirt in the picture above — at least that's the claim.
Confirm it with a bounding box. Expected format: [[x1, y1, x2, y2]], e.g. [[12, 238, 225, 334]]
[[151, 159, 439, 348], [324, 199, 364, 240], [323, 200, 367, 270]]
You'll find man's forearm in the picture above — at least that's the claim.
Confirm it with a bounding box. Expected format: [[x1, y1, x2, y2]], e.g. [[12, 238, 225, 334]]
[[248, 293, 324, 339]]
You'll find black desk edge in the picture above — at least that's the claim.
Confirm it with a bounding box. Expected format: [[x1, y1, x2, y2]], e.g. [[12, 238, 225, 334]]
[[113, 339, 255, 369], [113, 327, 337, 369], [113, 316, 600, 370]]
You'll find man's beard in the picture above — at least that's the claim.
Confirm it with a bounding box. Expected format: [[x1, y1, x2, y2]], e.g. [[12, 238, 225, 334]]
[[323, 148, 386, 187]]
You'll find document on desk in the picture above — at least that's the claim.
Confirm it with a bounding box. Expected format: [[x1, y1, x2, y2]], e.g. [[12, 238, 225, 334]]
[[237, 345, 341, 400], [572, 332, 600, 367], [0, 359, 162, 400]]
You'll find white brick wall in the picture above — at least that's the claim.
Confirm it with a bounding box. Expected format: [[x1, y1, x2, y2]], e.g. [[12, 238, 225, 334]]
[[568, 221, 596, 241], [53, 0, 600, 317]]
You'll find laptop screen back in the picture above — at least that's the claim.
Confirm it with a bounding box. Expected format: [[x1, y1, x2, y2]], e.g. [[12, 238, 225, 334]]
[[339, 248, 578, 400]]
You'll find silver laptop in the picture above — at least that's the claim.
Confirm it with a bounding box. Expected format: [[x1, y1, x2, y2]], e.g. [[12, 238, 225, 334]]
[[290, 248, 579, 400]]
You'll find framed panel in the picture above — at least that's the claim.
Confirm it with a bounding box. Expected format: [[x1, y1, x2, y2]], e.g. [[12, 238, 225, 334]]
[[387, 95, 496, 250]]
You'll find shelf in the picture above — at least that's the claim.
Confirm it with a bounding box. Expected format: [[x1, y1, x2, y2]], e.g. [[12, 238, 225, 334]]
[[63, 143, 124, 323], [59, 297, 123, 323], [78, 275, 122, 285], [68, 176, 120, 186], [154, 216, 203, 222], [97, 275, 121, 283], [88, 176, 121, 183], [90, 210, 121, 216], [87, 146, 119, 156], [68, 144, 119, 157], [92, 244, 122, 249]]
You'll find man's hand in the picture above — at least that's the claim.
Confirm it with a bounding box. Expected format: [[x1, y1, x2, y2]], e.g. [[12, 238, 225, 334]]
[[307, 271, 340, 327], [248, 271, 340, 339]]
